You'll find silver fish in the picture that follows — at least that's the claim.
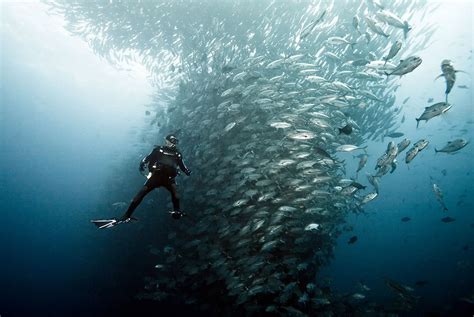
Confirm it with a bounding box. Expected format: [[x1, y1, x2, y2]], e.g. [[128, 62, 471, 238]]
[[416, 102, 452, 128], [435, 139, 468, 153], [361, 192, 378, 204], [405, 147, 419, 164], [300, 10, 326, 40], [432, 183, 448, 211], [385, 56, 422, 77], [336, 144, 367, 152], [352, 16, 362, 35], [435, 60, 466, 101], [383, 41, 402, 65], [414, 139, 429, 151], [376, 10, 411, 38], [365, 16, 389, 38], [397, 139, 411, 153], [356, 154, 368, 173]]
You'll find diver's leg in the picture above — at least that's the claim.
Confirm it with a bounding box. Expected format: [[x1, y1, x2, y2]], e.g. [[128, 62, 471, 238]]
[[121, 176, 158, 219], [163, 181, 180, 211]]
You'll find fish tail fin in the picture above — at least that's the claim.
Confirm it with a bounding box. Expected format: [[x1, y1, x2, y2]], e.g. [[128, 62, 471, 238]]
[[384, 71, 390, 77], [435, 148, 439, 154], [403, 22, 411, 39], [416, 118, 420, 128]]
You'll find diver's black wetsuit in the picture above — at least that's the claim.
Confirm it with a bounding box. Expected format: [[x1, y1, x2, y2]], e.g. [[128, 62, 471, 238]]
[[122, 145, 191, 219]]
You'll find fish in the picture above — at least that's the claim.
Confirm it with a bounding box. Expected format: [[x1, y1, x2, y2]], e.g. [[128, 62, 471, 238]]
[[385, 278, 417, 303], [364, 32, 371, 43], [367, 0, 385, 10], [336, 144, 367, 152], [326, 36, 356, 49], [112, 201, 127, 210], [397, 139, 411, 153], [313, 147, 334, 161], [270, 121, 292, 129], [367, 174, 380, 193], [415, 102, 452, 128], [383, 41, 402, 65], [356, 154, 368, 174], [365, 16, 389, 38], [348, 236, 358, 244], [432, 183, 448, 211], [385, 131, 404, 138], [385, 56, 422, 77], [299, 10, 326, 39], [352, 16, 362, 35], [351, 293, 366, 300], [376, 10, 412, 38], [405, 147, 419, 164], [401, 217, 411, 222], [224, 122, 236, 132], [287, 130, 316, 140], [458, 84, 469, 89], [427, 97, 434, 103], [413, 139, 429, 151], [351, 59, 370, 66], [435, 139, 468, 153], [305, 223, 320, 231], [435, 60, 465, 102], [350, 181, 366, 190], [361, 192, 378, 204], [338, 124, 353, 135], [441, 216, 455, 223], [358, 281, 371, 292]]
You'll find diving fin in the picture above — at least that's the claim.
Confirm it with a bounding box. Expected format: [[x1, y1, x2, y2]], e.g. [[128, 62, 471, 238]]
[[91, 217, 137, 229], [91, 219, 116, 229]]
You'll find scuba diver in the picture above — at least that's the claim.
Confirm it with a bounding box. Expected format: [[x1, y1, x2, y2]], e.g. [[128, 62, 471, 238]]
[[91, 134, 191, 229]]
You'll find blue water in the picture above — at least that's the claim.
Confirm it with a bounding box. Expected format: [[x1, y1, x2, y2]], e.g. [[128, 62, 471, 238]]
[[1, 1, 473, 316]]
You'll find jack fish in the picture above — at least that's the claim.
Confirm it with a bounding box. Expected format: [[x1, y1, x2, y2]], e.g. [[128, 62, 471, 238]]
[[385, 56, 422, 77], [415, 102, 451, 128]]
